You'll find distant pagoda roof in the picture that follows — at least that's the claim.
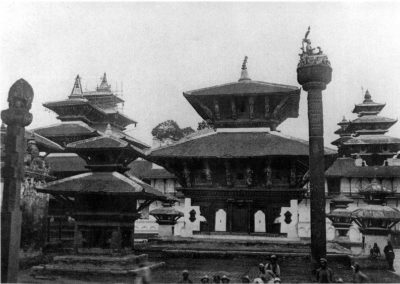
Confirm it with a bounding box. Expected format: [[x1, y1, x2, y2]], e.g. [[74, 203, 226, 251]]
[[35, 171, 167, 200], [44, 74, 136, 130], [343, 135, 400, 145], [150, 130, 336, 158], [325, 157, 400, 178], [352, 90, 386, 115], [34, 121, 98, 138]]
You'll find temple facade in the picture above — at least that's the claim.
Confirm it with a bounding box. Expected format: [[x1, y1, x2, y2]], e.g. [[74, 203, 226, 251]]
[[324, 90, 400, 244], [149, 58, 336, 238]]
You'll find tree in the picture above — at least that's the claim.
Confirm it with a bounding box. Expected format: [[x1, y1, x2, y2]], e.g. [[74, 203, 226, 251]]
[[181, 127, 195, 137], [197, 120, 213, 130], [151, 120, 195, 142]]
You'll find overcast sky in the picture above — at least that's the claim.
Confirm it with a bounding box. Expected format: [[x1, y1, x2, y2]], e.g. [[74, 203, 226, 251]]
[[1, 1, 400, 148]]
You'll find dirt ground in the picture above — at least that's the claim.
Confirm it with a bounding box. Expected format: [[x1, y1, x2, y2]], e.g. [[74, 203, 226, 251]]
[[19, 254, 400, 283]]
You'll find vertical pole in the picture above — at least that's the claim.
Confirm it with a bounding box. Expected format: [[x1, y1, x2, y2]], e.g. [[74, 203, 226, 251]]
[[1, 79, 34, 283], [307, 88, 327, 263]]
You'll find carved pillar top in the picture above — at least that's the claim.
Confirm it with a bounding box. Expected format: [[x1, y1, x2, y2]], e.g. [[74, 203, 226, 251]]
[[1, 79, 34, 127]]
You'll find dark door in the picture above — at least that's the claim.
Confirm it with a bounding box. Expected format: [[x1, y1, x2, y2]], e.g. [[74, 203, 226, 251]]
[[232, 206, 248, 233]]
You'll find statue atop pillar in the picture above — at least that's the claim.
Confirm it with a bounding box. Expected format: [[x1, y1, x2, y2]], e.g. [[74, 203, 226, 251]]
[[298, 27, 331, 70]]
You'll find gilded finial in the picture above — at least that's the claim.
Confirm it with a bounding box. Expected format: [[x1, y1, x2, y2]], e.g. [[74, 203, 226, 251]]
[[239, 56, 251, 82], [242, 56, 248, 70]]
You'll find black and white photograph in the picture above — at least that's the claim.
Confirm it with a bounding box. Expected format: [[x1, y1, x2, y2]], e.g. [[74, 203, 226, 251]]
[[1, 1, 400, 283]]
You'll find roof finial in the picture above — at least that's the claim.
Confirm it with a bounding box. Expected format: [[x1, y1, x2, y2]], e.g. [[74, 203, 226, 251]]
[[98, 72, 111, 91], [342, 116, 347, 122], [239, 56, 251, 82], [364, 89, 372, 102], [70, 74, 83, 97], [242, 56, 248, 70]]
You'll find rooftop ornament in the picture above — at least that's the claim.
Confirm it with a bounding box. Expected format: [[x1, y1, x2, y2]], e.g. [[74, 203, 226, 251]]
[[297, 26, 332, 91], [239, 56, 251, 82]]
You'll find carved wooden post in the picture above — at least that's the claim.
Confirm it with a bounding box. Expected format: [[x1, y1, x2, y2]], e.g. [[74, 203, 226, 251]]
[[297, 27, 332, 265], [1, 79, 34, 283], [231, 98, 237, 120]]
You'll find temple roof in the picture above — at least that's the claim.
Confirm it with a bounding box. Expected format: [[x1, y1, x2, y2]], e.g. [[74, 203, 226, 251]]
[[34, 122, 98, 138], [25, 130, 65, 152], [343, 135, 400, 145], [351, 204, 400, 220], [352, 90, 385, 114], [128, 160, 176, 180], [35, 171, 167, 200], [45, 153, 88, 174], [150, 130, 336, 158], [184, 80, 300, 97], [325, 157, 400, 178], [351, 115, 397, 125]]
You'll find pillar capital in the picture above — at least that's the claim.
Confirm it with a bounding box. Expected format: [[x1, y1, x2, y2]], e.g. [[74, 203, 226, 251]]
[[1, 79, 34, 127]]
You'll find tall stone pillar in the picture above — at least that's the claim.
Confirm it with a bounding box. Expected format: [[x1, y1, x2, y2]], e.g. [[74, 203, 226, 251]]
[[296, 28, 332, 265], [1, 79, 34, 283]]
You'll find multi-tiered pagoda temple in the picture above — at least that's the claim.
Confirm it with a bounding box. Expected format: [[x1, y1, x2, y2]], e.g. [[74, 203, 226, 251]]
[[325, 90, 400, 243], [33, 74, 158, 247], [150, 58, 336, 237]]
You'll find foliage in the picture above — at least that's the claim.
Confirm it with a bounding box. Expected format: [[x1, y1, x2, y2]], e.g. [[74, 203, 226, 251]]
[[151, 120, 194, 141], [197, 120, 213, 130]]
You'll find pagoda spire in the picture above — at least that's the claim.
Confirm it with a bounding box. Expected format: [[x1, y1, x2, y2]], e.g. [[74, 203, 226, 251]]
[[98, 72, 111, 91], [363, 89, 372, 103], [239, 56, 251, 82], [70, 75, 83, 97]]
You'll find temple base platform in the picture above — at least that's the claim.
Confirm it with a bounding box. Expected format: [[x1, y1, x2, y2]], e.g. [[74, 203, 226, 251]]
[[30, 251, 164, 281]]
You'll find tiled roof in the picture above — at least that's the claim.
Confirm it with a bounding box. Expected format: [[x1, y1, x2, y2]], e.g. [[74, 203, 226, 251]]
[[35, 171, 167, 200], [128, 160, 176, 179], [325, 157, 400, 178], [45, 153, 88, 173], [34, 122, 98, 137], [67, 135, 129, 149], [351, 115, 397, 124], [25, 130, 64, 152], [184, 80, 299, 97], [343, 135, 400, 145], [150, 131, 336, 158]]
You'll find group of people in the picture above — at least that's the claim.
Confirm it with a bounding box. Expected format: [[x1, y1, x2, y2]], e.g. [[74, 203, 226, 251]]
[[369, 241, 396, 271], [178, 255, 281, 284], [315, 258, 369, 283]]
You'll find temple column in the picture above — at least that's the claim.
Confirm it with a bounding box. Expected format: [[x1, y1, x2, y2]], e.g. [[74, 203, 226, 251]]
[[264, 97, 270, 119], [213, 98, 220, 120], [1, 79, 34, 283], [297, 28, 332, 265], [231, 98, 237, 120], [249, 97, 255, 120]]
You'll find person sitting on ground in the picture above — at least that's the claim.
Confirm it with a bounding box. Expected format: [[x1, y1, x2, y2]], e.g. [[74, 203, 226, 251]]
[[266, 255, 281, 277], [370, 243, 381, 259], [213, 275, 221, 283], [201, 275, 210, 283], [241, 275, 251, 283], [221, 275, 230, 283], [253, 278, 264, 284], [178, 270, 193, 283], [352, 263, 369, 283], [384, 241, 396, 271], [316, 258, 334, 283], [258, 263, 275, 283]]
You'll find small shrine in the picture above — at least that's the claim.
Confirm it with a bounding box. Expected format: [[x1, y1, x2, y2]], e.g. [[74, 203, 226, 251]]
[[350, 179, 400, 252], [150, 202, 183, 237], [36, 127, 169, 250], [326, 194, 353, 240]]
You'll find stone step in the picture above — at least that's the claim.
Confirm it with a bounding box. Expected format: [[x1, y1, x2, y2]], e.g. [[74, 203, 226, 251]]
[[31, 261, 165, 278], [53, 254, 148, 266]]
